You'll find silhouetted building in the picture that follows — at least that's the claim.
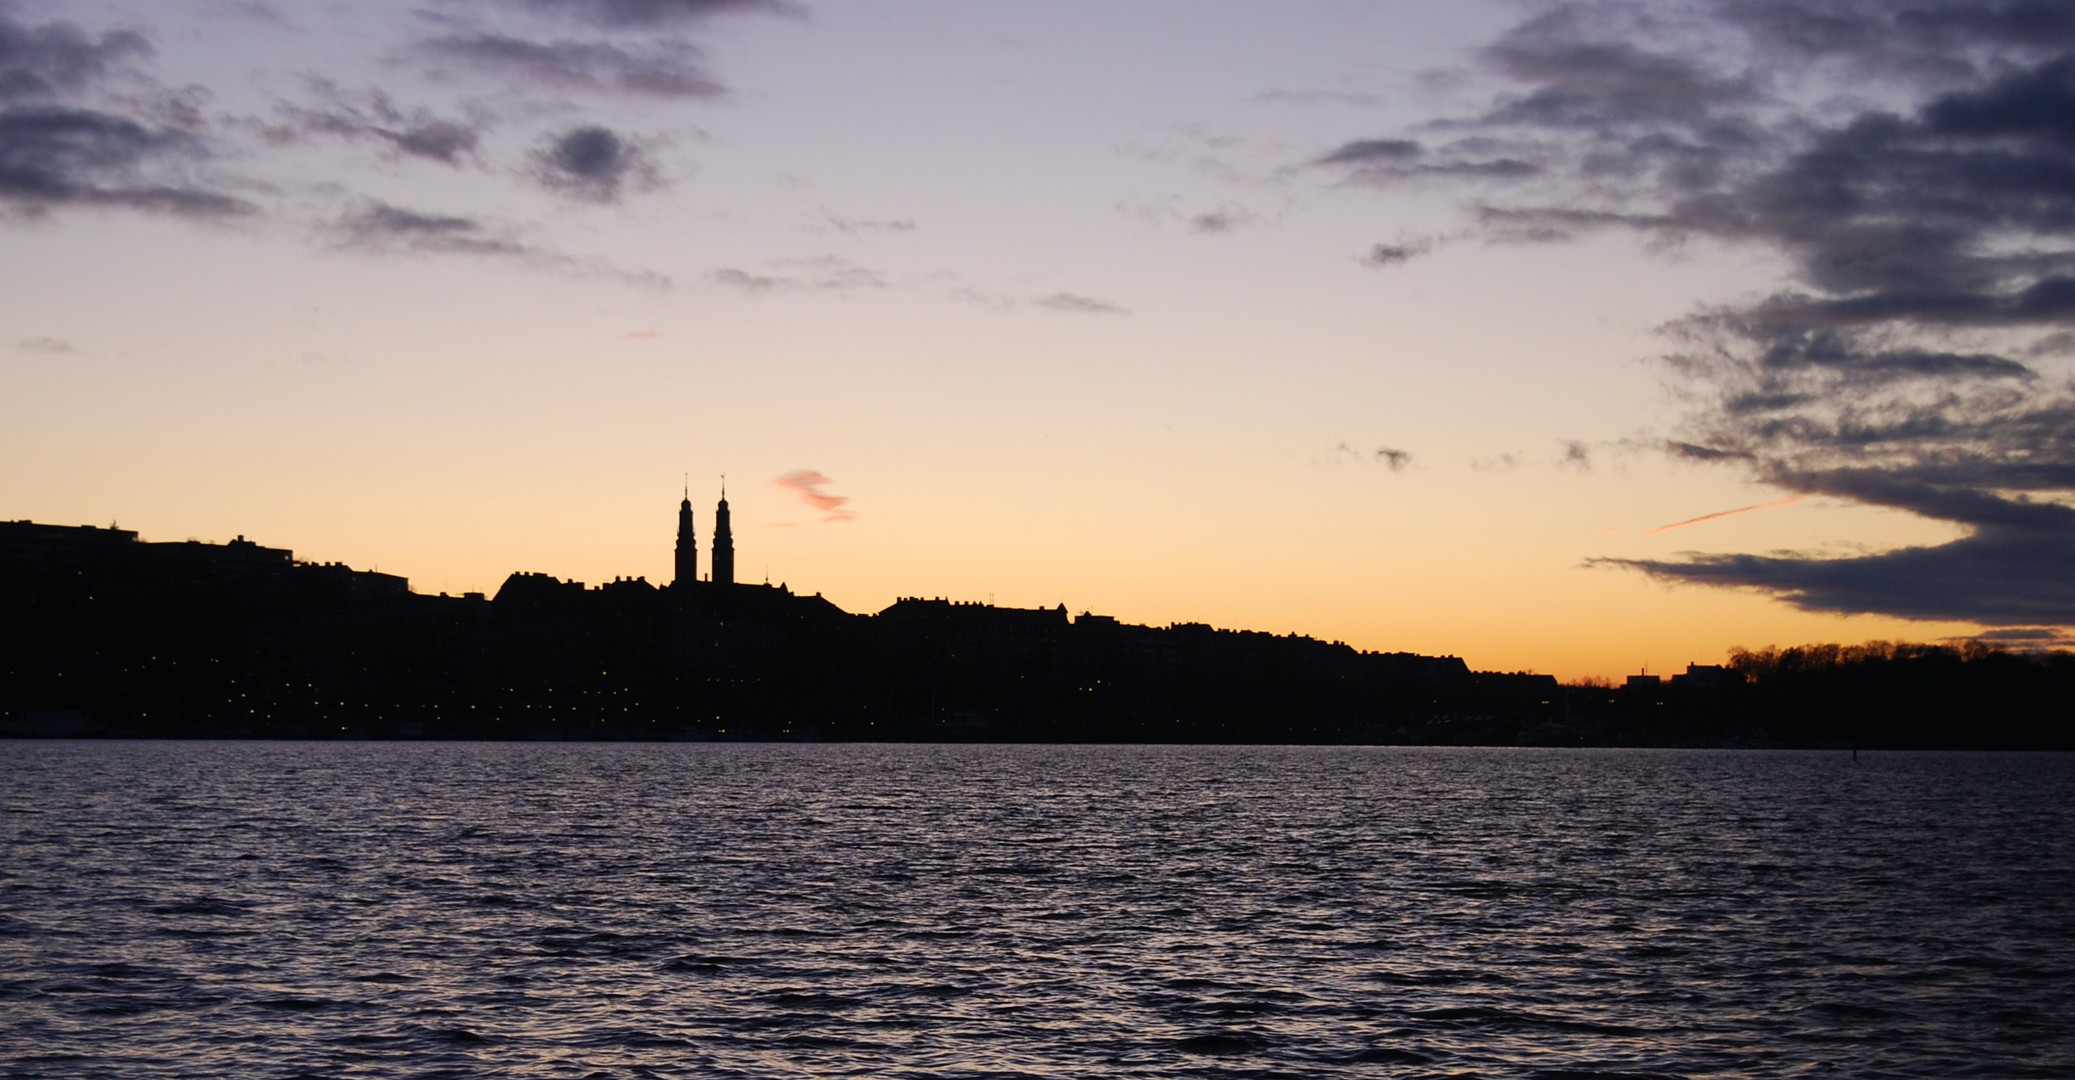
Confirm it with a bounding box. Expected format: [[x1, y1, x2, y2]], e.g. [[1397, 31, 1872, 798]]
[[17, 505, 2063, 748], [1670, 663, 1740, 688], [0, 521, 139, 565], [712, 485, 735, 586], [674, 492, 696, 587]]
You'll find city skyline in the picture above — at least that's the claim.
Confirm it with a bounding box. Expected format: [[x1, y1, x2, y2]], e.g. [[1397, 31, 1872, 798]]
[[5, 2, 2072, 680]]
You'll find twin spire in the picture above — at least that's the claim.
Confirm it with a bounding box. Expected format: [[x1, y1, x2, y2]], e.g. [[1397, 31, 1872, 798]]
[[673, 478, 735, 587]]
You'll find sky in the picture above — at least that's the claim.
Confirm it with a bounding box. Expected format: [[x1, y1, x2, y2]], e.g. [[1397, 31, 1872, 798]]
[[4, 0, 2073, 681]]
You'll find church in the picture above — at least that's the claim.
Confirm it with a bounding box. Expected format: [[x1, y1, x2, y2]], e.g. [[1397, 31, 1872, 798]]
[[673, 484, 735, 587]]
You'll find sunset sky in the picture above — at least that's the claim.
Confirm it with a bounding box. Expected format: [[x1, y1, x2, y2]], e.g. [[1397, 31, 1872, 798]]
[[6, 0, 2072, 680]]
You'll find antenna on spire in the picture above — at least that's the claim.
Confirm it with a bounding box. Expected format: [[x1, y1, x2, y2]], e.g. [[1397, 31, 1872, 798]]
[[683, 472, 688, 499], [720, 473, 727, 499]]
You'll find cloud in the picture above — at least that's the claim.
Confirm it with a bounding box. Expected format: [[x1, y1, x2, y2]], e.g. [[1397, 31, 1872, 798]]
[[1116, 193, 1274, 235], [1471, 452, 1523, 472], [1558, 439, 1593, 471], [2028, 330, 2075, 357], [776, 469, 855, 522], [1315, 138, 1424, 167], [1315, 135, 1546, 185], [330, 200, 669, 285], [1969, 626, 2070, 644], [0, 11, 151, 103], [509, 0, 801, 28], [1477, 6, 1766, 130], [0, 107, 254, 218], [708, 267, 781, 291], [824, 212, 916, 235], [1256, 87, 1385, 108], [332, 201, 525, 257], [945, 285, 1018, 312], [1326, 442, 1415, 471], [1722, 1, 2075, 84], [1034, 292, 1128, 315], [16, 336, 75, 353], [415, 34, 726, 98], [261, 83, 482, 165], [1360, 237, 1434, 267], [0, 10, 250, 219], [385, 120, 479, 163], [530, 124, 654, 201], [1187, 206, 1261, 235], [1621, 308, 2075, 622], [1598, 498, 2075, 623], [707, 255, 883, 293], [1315, 0, 2075, 628]]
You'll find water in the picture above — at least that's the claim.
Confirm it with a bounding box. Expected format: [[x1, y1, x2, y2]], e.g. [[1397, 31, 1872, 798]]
[[3, 742, 2070, 1079]]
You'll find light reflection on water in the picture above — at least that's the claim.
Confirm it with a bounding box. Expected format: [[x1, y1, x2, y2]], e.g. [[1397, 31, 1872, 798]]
[[3, 742, 2071, 1078]]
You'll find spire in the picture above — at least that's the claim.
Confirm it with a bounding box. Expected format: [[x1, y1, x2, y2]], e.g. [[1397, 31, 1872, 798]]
[[674, 482, 697, 587], [712, 477, 735, 586]]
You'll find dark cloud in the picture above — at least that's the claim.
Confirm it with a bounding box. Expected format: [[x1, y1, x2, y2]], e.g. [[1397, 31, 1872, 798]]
[[1034, 292, 1128, 315], [1970, 626, 2070, 644], [1375, 447, 1413, 470], [0, 12, 150, 103], [0, 107, 252, 217], [1719, 0, 2075, 82], [531, 124, 653, 200], [1627, 308, 2075, 625], [1315, 0, 2075, 629], [1316, 138, 1423, 167], [1600, 499, 2075, 623], [387, 121, 477, 162], [1479, 7, 1766, 130], [417, 0, 798, 98], [512, 0, 800, 28], [16, 336, 75, 354], [417, 34, 725, 97], [0, 10, 249, 219], [1320, 137, 1545, 184]]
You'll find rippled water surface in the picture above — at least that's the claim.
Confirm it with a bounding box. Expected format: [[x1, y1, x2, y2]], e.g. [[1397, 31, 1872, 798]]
[[3, 742, 2071, 1078]]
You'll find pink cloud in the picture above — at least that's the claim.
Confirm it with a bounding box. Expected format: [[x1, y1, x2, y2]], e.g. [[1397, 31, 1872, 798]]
[[777, 469, 856, 522]]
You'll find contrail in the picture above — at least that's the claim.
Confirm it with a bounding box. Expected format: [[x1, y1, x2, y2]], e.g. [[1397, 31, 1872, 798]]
[[1645, 495, 1807, 537]]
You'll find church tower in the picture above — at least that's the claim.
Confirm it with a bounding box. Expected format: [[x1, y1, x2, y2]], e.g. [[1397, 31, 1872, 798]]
[[674, 486, 696, 587], [712, 481, 735, 586]]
